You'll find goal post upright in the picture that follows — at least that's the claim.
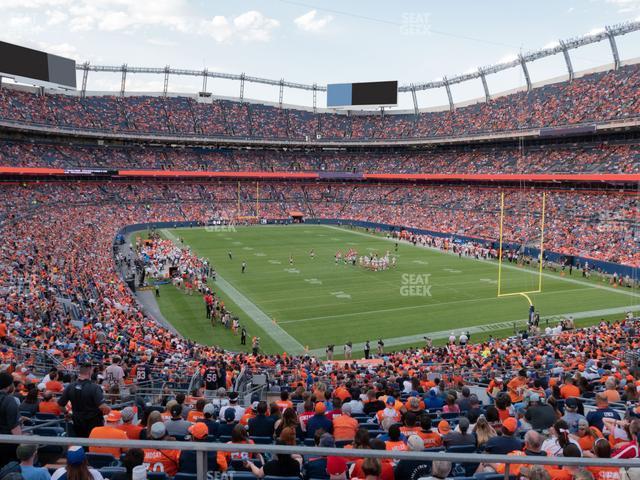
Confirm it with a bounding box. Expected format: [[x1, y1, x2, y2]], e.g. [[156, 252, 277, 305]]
[[497, 190, 546, 300], [537, 191, 546, 292], [497, 192, 505, 296]]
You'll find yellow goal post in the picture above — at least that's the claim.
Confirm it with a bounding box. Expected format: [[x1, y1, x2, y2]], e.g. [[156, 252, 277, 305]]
[[497, 191, 546, 306]]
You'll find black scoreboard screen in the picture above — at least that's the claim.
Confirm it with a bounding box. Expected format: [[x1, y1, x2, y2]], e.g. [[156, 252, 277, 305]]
[[0, 41, 76, 89], [327, 80, 397, 107]]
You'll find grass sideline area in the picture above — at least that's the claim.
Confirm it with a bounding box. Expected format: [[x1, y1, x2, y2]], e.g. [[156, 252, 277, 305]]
[[150, 224, 639, 357]]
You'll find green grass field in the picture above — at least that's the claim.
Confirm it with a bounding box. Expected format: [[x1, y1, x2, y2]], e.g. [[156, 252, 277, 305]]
[[150, 225, 640, 357]]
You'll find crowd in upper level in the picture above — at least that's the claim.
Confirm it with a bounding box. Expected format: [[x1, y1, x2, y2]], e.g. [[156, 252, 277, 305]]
[[0, 64, 638, 140]]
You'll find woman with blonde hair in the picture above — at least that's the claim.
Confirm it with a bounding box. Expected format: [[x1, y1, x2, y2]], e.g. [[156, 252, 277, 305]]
[[473, 415, 497, 449]]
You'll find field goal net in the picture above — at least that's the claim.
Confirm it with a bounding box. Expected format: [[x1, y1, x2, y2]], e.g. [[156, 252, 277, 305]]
[[496, 190, 547, 304]]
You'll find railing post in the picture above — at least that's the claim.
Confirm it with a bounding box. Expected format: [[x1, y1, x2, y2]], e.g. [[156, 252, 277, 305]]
[[504, 462, 510, 480], [196, 450, 207, 480]]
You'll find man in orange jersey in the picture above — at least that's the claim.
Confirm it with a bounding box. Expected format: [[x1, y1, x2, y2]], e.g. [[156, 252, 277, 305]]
[[88, 410, 129, 458], [333, 404, 358, 442], [507, 369, 528, 403], [38, 391, 62, 416], [559, 375, 581, 399], [417, 415, 442, 449], [117, 407, 143, 440], [143, 423, 181, 476]]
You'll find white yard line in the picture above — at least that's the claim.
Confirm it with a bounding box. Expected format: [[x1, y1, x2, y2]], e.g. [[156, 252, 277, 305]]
[[161, 229, 306, 355], [278, 287, 594, 325]]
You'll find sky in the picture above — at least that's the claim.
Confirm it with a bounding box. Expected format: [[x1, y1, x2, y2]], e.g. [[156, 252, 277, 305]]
[[2, 0, 640, 110]]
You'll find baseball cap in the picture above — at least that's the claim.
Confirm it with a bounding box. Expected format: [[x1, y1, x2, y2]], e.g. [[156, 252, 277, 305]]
[[315, 402, 326, 414], [67, 446, 86, 466], [16, 444, 37, 461], [252, 401, 259, 411], [578, 419, 589, 428], [326, 456, 348, 475], [386, 396, 396, 406], [150, 422, 167, 439], [341, 404, 352, 415], [188, 422, 209, 440], [565, 397, 578, 409], [529, 393, 540, 403], [458, 417, 470, 431], [229, 392, 239, 402], [120, 407, 135, 422], [407, 434, 425, 451], [203, 404, 217, 416], [224, 408, 236, 422], [437, 420, 451, 434], [106, 410, 122, 423], [503, 417, 518, 434]]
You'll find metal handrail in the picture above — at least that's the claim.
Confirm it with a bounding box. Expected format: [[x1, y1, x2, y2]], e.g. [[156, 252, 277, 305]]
[[2, 434, 638, 469]]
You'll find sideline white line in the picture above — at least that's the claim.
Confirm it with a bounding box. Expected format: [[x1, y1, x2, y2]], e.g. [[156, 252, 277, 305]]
[[161, 229, 305, 355], [306, 304, 640, 356]]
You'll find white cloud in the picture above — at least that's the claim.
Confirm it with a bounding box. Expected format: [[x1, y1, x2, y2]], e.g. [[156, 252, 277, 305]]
[[0, 15, 43, 40], [146, 38, 179, 47], [199, 15, 234, 43], [199, 11, 279, 43], [233, 11, 280, 42], [45, 10, 67, 26], [40, 42, 77, 58], [606, 0, 640, 12], [294, 10, 333, 32]]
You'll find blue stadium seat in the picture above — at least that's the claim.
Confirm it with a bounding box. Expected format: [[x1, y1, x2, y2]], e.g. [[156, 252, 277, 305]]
[[264, 477, 303, 480], [252, 436, 274, 445], [99, 467, 127, 479], [34, 426, 65, 437], [147, 472, 169, 480], [173, 474, 198, 480], [86, 453, 118, 468], [35, 412, 60, 421], [225, 472, 257, 480]]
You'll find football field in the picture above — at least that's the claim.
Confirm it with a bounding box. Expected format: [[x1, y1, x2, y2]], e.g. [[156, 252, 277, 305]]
[[154, 224, 640, 357]]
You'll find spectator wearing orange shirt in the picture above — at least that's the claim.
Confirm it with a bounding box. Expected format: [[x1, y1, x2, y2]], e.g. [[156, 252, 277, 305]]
[[44, 371, 64, 394], [88, 410, 129, 458], [507, 369, 528, 403], [417, 415, 442, 449], [333, 404, 358, 442], [559, 376, 581, 399], [187, 399, 206, 423], [602, 378, 621, 403], [143, 423, 181, 476], [117, 407, 143, 440], [585, 439, 622, 480], [38, 392, 63, 416], [275, 391, 293, 412]]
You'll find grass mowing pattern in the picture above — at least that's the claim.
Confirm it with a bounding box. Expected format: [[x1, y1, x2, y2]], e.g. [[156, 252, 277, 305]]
[[156, 225, 639, 355]]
